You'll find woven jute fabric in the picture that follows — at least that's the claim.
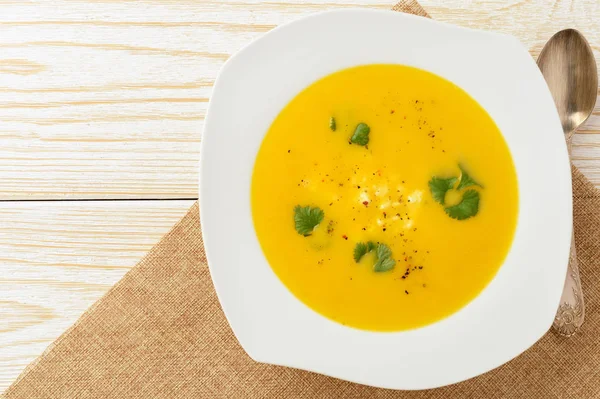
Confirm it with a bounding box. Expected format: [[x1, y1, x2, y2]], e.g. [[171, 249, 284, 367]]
[[4, 1, 600, 397]]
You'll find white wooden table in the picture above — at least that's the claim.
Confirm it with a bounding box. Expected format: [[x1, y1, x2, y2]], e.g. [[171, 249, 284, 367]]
[[0, 0, 598, 392]]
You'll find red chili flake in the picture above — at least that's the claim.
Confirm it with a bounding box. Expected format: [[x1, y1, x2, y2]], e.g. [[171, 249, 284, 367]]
[[362, 201, 369, 206], [342, 235, 348, 240]]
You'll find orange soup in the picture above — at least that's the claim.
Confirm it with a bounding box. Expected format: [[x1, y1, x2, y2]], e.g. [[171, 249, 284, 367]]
[[251, 64, 518, 331]]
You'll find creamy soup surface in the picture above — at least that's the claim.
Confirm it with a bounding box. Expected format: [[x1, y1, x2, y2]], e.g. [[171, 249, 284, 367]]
[[251, 64, 518, 331]]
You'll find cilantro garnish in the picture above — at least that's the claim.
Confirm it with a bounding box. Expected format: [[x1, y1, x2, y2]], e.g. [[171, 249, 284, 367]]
[[353, 241, 376, 262], [457, 164, 482, 190], [428, 176, 457, 205], [429, 165, 482, 220], [293, 205, 324, 236], [353, 241, 395, 272], [350, 123, 370, 146], [329, 117, 336, 132], [444, 189, 480, 220], [373, 243, 395, 272]]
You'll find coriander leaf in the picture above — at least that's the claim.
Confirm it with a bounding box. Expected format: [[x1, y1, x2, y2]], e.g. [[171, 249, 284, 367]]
[[350, 123, 370, 146], [457, 164, 482, 190], [353, 241, 376, 263], [294, 205, 324, 236], [353, 242, 368, 263], [373, 243, 395, 273], [353, 241, 394, 272], [374, 256, 396, 273], [375, 242, 392, 260], [428, 176, 458, 205], [329, 116, 336, 132], [444, 189, 480, 220]]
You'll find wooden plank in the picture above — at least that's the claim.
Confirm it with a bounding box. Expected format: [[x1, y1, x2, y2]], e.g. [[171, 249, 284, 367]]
[[0, 200, 195, 390], [0, 0, 597, 199], [0, 0, 391, 200]]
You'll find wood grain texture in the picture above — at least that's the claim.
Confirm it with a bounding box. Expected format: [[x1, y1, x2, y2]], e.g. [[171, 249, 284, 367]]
[[0, 200, 195, 391], [0, 0, 597, 199], [0, 0, 599, 393]]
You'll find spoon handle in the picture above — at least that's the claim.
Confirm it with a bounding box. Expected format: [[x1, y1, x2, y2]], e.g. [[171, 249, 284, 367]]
[[553, 134, 584, 336], [553, 232, 585, 336]]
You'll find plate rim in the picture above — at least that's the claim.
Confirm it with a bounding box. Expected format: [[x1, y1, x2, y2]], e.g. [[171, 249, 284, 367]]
[[199, 8, 572, 390]]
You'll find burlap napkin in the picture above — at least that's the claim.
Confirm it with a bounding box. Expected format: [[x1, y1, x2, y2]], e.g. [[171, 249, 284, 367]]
[[3, 1, 600, 398]]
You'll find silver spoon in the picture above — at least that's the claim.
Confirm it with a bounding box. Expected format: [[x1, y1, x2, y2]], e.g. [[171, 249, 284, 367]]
[[537, 29, 597, 336]]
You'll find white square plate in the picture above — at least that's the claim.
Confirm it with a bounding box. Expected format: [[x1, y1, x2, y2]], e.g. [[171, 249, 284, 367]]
[[200, 9, 571, 390]]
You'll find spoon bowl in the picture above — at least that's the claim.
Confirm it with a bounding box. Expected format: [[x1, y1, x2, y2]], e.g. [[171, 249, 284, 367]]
[[537, 29, 598, 140]]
